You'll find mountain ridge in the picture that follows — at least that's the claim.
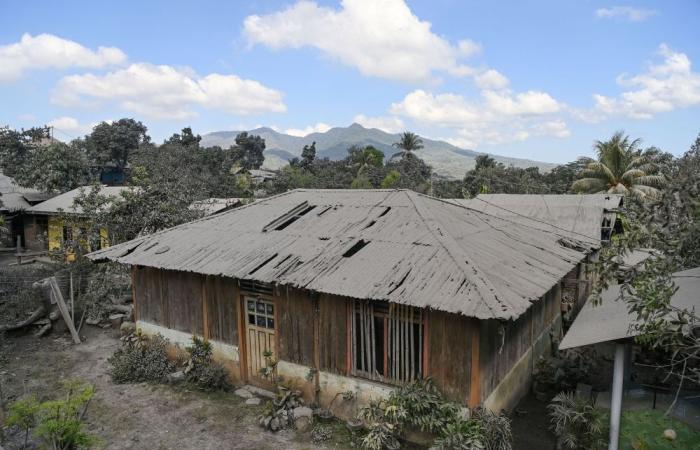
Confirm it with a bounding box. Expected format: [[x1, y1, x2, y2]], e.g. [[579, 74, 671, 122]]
[[200, 123, 557, 178]]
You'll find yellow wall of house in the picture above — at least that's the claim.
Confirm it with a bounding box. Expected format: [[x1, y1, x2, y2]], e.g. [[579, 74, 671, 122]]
[[47, 216, 110, 253], [48, 217, 63, 251]]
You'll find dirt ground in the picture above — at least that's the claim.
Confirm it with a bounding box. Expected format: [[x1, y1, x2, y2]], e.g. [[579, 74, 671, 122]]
[[0, 326, 355, 450]]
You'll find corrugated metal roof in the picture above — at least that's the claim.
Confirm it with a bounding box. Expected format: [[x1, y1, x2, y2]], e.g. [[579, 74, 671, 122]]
[[190, 198, 245, 216], [87, 189, 598, 320], [27, 186, 132, 215], [560, 267, 700, 349], [449, 194, 623, 242]]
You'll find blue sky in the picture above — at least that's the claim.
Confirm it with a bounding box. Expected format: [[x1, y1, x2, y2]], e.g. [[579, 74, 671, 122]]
[[1, 0, 698, 163]]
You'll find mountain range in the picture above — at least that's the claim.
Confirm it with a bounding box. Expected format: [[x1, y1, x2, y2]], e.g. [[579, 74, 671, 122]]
[[200, 123, 557, 179]]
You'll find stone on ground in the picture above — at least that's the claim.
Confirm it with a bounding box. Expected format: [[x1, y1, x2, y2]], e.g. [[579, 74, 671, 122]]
[[234, 388, 253, 399], [245, 397, 261, 406]]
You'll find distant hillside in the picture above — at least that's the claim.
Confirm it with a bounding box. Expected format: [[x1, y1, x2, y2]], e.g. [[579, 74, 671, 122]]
[[201, 123, 557, 178]]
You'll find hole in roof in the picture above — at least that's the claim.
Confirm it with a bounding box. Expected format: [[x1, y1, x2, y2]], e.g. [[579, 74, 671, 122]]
[[378, 206, 391, 218], [316, 206, 333, 216], [249, 253, 278, 275], [363, 220, 377, 229], [142, 241, 159, 252], [154, 245, 170, 254], [343, 239, 370, 258], [262, 202, 316, 232], [387, 269, 411, 295]]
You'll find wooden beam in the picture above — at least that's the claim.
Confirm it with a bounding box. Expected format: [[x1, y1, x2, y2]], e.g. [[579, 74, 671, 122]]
[[422, 309, 430, 377], [202, 275, 210, 340], [50, 277, 81, 344], [131, 266, 138, 322], [468, 321, 480, 408], [346, 299, 353, 376]]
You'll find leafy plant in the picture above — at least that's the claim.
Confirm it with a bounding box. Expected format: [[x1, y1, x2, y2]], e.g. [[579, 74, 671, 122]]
[[258, 385, 304, 431], [548, 391, 606, 450], [361, 422, 400, 450], [7, 381, 96, 450], [472, 407, 512, 450], [184, 335, 230, 391], [430, 418, 484, 450], [6, 395, 39, 449], [108, 332, 175, 383]]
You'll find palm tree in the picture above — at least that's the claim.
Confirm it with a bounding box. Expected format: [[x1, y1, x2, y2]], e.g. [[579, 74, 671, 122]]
[[392, 132, 424, 158], [571, 131, 665, 200]]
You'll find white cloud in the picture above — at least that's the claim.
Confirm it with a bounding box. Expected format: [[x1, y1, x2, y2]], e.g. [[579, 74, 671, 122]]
[[589, 44, 700, 120], [474, 69, 509, 90], [390, 88, 568, 148], [596, 6, 657, 22], [47, 116, 81, 131], [0, 33, 126, 82], [285, 122, 332, 136], [352, 114, 404, 133], [51, 63, 286, 120], [17, 113, 36, 122], [243, 0, 479, 82]]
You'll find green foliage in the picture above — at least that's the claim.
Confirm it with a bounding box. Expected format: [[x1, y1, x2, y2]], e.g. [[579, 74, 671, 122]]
[[392, 132, 424, 157], [231, 131, 266, 170], [7, 380, 96, 450], [358, 379, 512, 450], [300, 141, 317, 169], [620, 409, 700, 450], [361, 423, 401, 450], [86, 118, 150, 168], [108, 332, 175, 383], [351, 174, 373, 189], [571, 131, 665, 200], [184, 336, 231, 391], [430, 418, 484, 450], [380, 170, 401, 189], [548, 391, 606, 450]]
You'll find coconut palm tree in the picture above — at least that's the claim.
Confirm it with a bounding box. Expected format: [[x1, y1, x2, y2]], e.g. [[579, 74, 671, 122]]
[[392, 132, 424, 158], [571, 131, 665, 200]]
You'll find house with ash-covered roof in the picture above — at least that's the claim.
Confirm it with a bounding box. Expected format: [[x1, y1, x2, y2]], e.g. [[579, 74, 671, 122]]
[[450, 194, 623, 320], [24, 185, 131, 253], [0, 171, 54, 247], [87, 189, 608, 413]]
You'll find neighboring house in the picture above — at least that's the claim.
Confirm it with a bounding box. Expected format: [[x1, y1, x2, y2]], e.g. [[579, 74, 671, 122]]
[[248, 169, 277, 184], [90, 162, 130, 186], [0, 171, 54, 247], [450, 194, 624, 318], [87, 189, 603, 414], [24, 186, 130, 252], [189, 198, 245, 216]]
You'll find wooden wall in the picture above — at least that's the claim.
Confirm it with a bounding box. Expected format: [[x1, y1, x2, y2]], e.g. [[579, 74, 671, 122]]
[[275, 286, 315, 366], [479, 283, 561, 403], [427, 310, 474, 403], [318, 293, 349, 375], [132, 266, 238, 345]]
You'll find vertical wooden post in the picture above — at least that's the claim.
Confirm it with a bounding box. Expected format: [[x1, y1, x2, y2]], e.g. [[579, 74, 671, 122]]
[[130, 266, 138, 323], [312, 293, 321, 405], [202, 275, 210, 340], [468, 321, 480, 408], [346, 299, 353, 376], [69, 271, 74, 322], [422, 309, 430, 377]]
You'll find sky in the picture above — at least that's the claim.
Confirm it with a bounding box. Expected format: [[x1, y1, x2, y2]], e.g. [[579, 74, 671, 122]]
[[0, 0, 698, 163]]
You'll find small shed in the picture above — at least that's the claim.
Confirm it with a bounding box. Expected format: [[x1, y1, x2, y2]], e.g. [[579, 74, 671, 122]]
[[560, 267, 700, 450], [88, 189, 607, 413]]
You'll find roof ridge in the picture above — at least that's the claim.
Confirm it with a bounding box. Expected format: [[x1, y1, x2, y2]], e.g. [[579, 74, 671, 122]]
[[405, 191, 514, 319]]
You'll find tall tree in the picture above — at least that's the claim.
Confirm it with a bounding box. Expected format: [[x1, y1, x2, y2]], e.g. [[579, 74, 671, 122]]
[[19, 141, 89, 193], [571, 131, 665, 200], [86, 119, 150, 168], [164, 127, 201, 149], [392, 131, 424, 158], [300, 141, 316, 169], [231, 132, 266, 170]]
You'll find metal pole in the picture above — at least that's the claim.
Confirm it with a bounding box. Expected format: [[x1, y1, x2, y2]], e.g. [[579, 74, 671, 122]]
[[609, 343, 625, 450]]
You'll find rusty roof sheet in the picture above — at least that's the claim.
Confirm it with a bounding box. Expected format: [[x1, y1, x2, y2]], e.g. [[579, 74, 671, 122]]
[[449, 194, 623, 243], [87, 189, 597, 320]]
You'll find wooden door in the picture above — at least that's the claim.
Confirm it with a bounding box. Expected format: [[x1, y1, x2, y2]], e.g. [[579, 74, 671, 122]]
[[244, 296, 276, 384]]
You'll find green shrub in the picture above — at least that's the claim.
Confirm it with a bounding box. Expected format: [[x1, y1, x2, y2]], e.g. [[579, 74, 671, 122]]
[[184, 336, 231, 391], [108, 332, 174, 383], [357, 379, 512, 450], [6, 380, 96, 450], [548, 391, 605, 450], [430, 418, 484, 450]]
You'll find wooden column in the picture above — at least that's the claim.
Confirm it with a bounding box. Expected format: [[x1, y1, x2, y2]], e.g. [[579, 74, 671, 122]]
[[468, 322, 481, 408]]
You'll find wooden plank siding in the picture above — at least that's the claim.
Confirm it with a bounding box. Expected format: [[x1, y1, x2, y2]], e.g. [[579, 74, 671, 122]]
[[274, 286, 315, 366], [427, 310, 473, 403], [132, 267, 238, 345], [479, 284, 562, 403], [318, 293, 349, 374]]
